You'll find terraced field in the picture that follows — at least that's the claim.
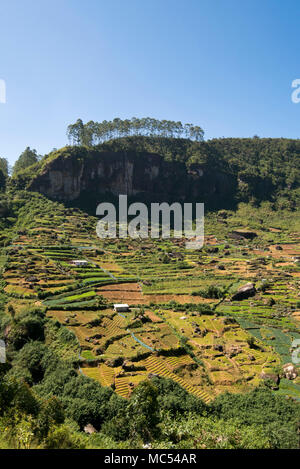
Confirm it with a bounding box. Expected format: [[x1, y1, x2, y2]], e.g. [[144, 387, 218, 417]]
[[3, 198, 300, 401]]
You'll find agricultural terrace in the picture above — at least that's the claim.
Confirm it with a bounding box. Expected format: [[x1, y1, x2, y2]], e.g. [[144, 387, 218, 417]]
[[2, 194, 300, 400]]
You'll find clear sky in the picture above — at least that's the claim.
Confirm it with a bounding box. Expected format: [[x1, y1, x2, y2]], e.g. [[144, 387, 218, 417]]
[[0, 0, 300, 164]]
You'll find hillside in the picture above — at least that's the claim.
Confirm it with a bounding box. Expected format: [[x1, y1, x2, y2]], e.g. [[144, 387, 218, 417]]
[[0, 135, 299, 449], [0, 185, 299, 448], [10, 136, 300, 211]]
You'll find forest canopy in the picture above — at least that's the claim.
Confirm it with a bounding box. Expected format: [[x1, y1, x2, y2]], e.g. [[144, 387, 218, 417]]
[[67, 117, 205, 146]]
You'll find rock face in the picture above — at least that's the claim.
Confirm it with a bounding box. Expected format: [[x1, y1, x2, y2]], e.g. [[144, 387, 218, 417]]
[[283, 363, 298, 380], [26, 148, 236, 208], [229, 230, 257, 240], [84, 424, 97, 434], [260, 370, 280, 387], [231, 283, 256, 301]]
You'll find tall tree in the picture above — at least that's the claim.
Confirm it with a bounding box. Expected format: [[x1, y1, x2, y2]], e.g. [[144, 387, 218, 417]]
[[12, 147, 40, 176], [0, 157, 9, 176], [67, 117, 205, 146]]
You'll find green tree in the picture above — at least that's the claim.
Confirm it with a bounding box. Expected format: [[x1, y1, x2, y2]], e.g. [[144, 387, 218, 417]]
[[0, 169, 6, 191], [36, 397, 65, 439], [66, 117, 205, 145], [42, 424, 86, 449], [127, 380, 159, 441], [12, 147, 40, 175], [0, 157, 9, 176]]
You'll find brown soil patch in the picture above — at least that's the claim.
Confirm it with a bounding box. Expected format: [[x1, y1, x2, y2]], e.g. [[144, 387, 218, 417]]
[[268, 244, 300, 259], [205, 235, 218, 245], [292, 311, 300, 320], [97, 282, 144, 304], [145, 311, 162, 322]]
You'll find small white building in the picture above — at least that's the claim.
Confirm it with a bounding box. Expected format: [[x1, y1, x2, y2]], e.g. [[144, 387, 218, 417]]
[[114, 304, 130, 312], [71, 260, 88, 267]]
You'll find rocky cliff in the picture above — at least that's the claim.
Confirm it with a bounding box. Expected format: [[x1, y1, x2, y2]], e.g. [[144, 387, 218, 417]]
[[26, 147, 236, 209]]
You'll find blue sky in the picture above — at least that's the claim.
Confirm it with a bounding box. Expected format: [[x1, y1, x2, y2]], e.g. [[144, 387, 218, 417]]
[[0, 0, 300, 164]]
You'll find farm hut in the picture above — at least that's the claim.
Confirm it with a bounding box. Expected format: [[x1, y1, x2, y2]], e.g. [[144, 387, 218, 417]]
[[114, 304, 130, 312], [71, 260, 88, 267]]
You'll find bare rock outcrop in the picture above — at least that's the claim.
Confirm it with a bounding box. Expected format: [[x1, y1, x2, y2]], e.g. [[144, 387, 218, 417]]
[[283, 363, 298, 380], [231, 283, 256, 301], [26, 147, 236, 207]]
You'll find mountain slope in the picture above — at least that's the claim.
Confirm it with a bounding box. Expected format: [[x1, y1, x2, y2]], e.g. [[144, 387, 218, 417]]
[[10, 136, 300, 212]]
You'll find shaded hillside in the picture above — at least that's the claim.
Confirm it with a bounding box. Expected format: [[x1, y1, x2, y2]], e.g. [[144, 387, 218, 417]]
[[10, 136, 300, 212]]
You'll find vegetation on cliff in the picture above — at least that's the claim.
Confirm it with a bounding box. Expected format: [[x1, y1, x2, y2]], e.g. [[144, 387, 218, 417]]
[[9, 133, 300, 210]]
